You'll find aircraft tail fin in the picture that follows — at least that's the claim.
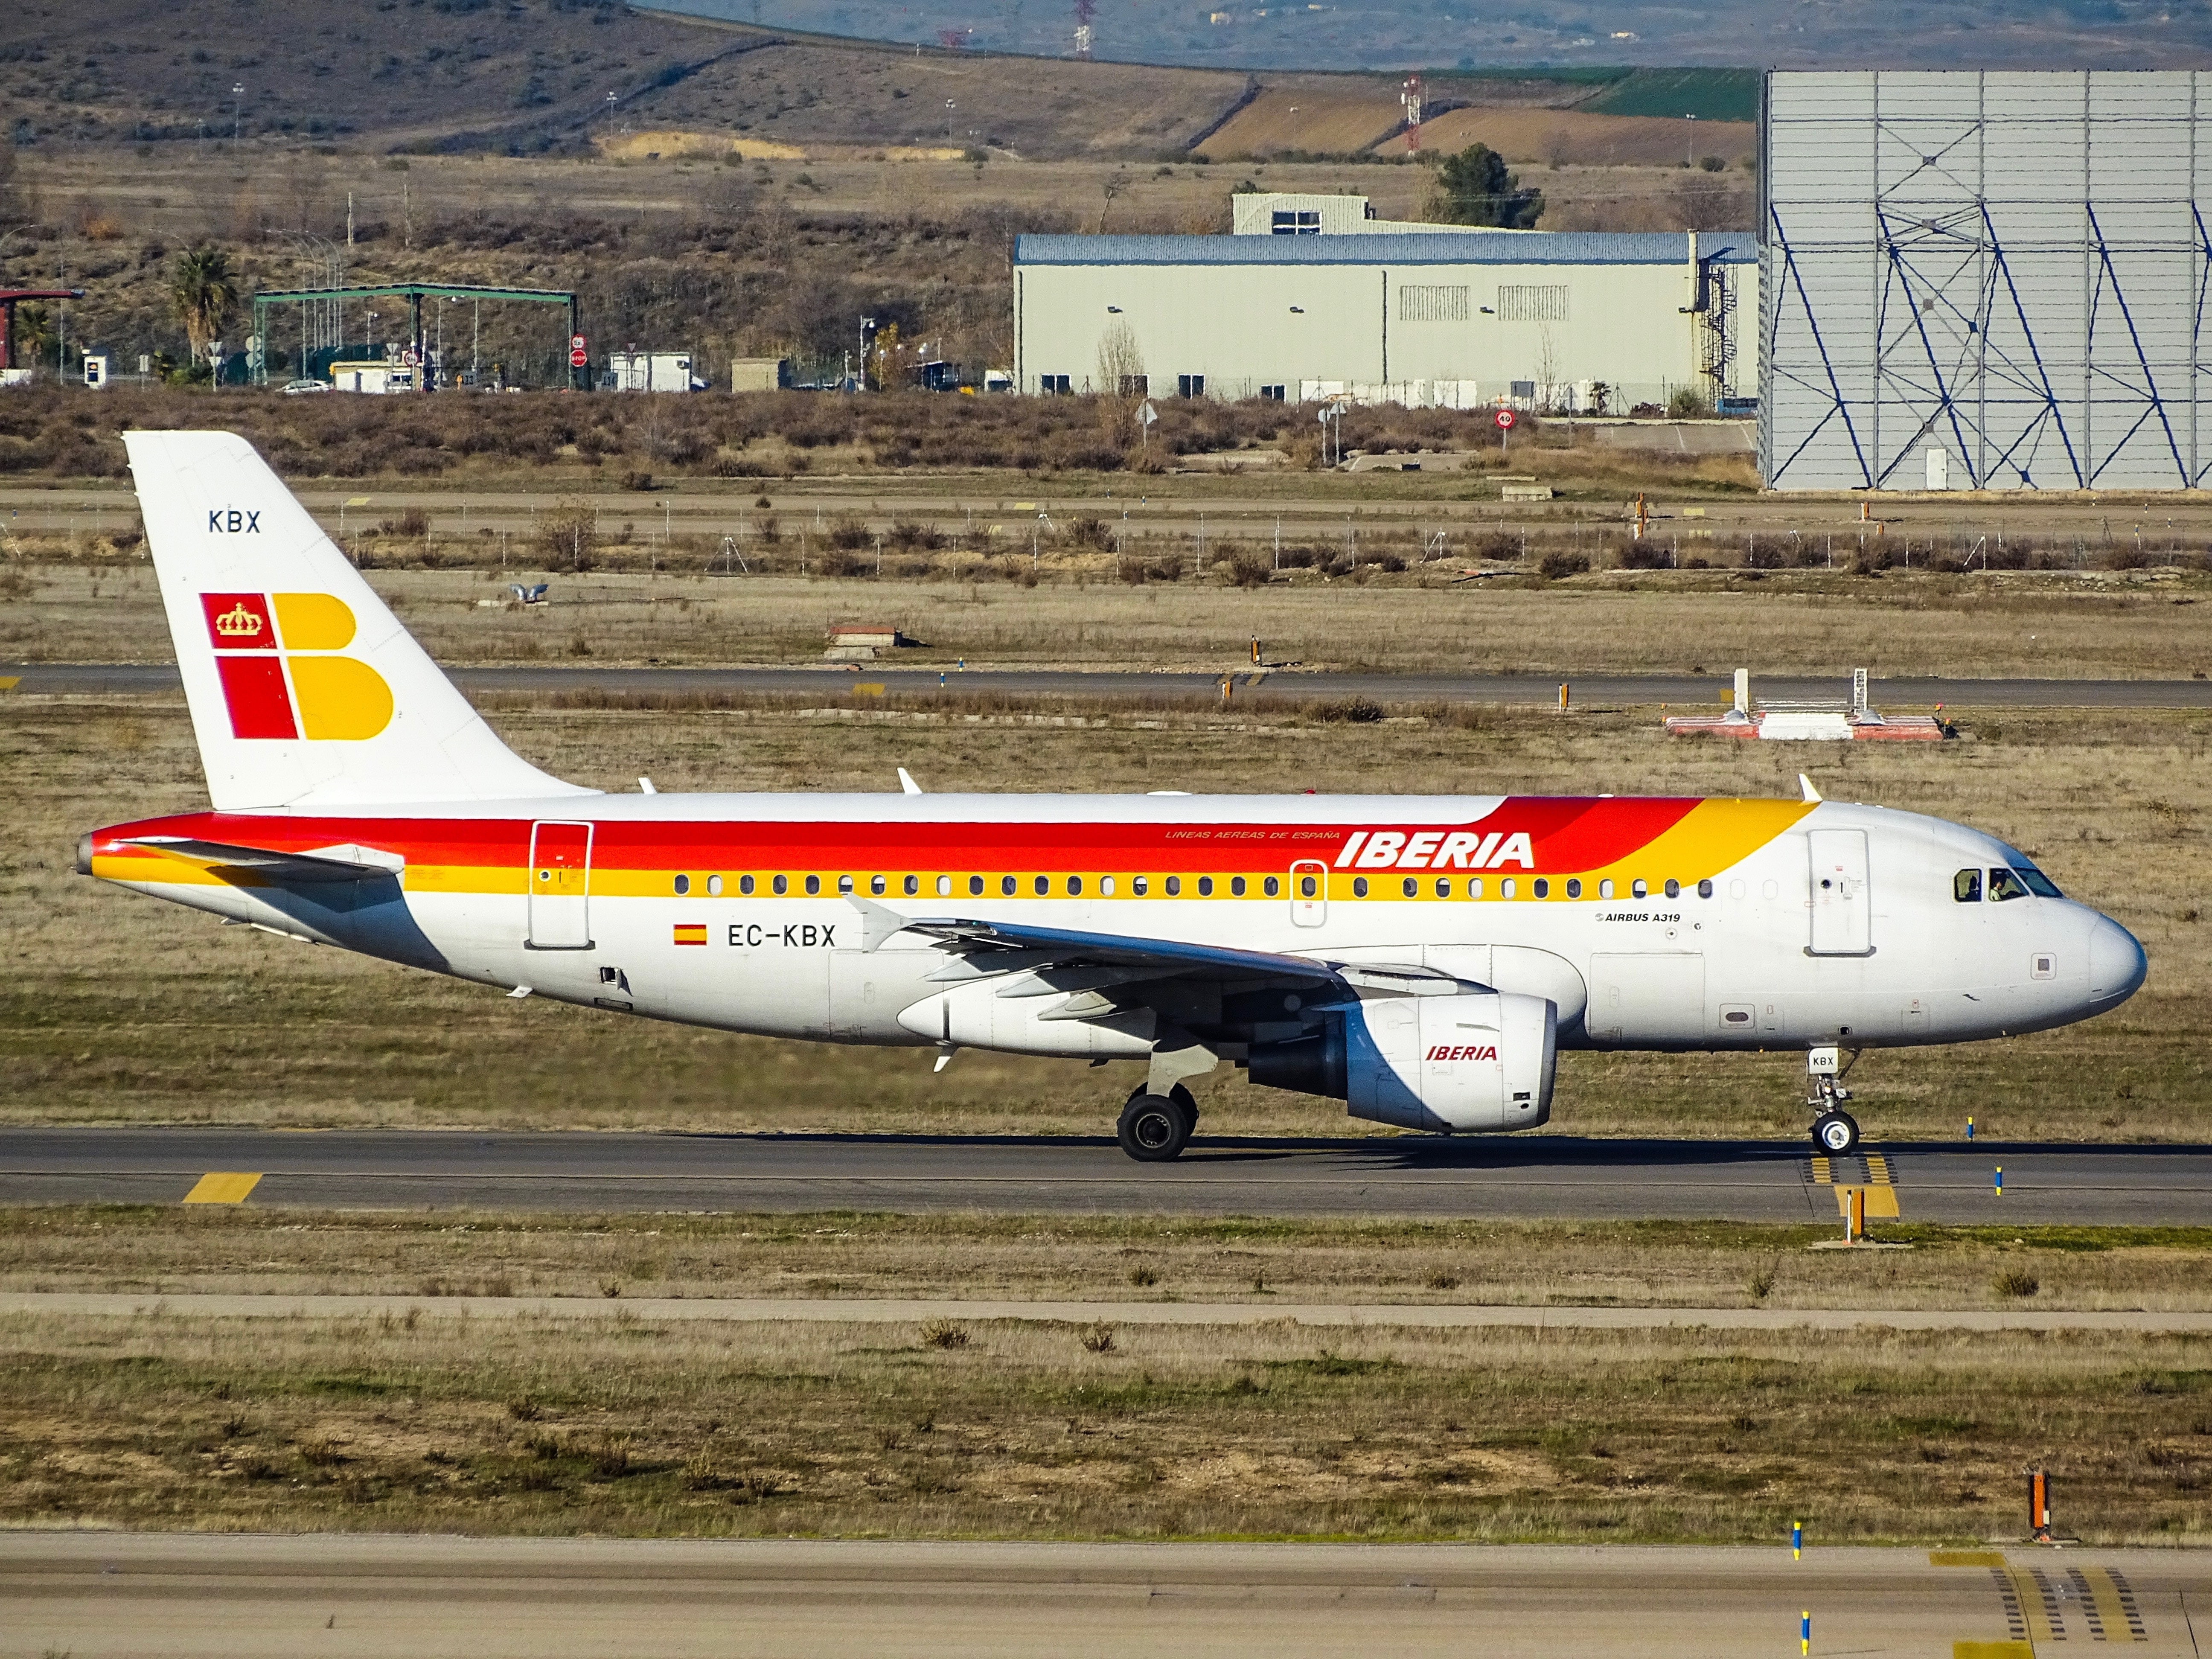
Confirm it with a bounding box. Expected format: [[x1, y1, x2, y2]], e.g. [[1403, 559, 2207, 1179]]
[[124, 430, 591, 810]]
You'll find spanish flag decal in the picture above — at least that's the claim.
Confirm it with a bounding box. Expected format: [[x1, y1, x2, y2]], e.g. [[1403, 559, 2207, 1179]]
[[672, 923, 709, 946]]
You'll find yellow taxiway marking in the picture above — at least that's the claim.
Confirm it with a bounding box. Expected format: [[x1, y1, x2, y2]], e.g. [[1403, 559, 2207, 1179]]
[[182, 1172, 262, 1205], [1810, 1155, 1834, 1184], [1953, 1643, 2033, 1659], [1930, 1551, 2007, 1568], [1866, 1153, 1895, 1185], [0, 676, 19, 692]]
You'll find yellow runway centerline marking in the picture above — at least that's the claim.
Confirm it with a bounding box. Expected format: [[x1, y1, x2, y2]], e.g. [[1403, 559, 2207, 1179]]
[[1953, 1643, 2033, 1659], [1866, 1153, 1895, 1185], [182, 1172, 262, 1205], [1809, 1155, 1834, 1185], [2075, 1565, 2148, 1642]]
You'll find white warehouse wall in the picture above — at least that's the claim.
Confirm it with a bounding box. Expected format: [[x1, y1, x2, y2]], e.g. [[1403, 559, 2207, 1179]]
[[1013, 231, 1759, 409]]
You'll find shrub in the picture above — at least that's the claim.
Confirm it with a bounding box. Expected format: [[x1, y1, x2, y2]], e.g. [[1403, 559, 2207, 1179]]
[[1127, 1263, 1160, 1287], [1618, 539, 1669, 571], [1667, 387, 1714, 419], [1537, 550, 1590, 579], [1992, 1268, 2040, 1299], [921, 1319, 970, 1349], [1743, 541, 1785, 570], [536, 495, 599, 570], [1080, 1323, 1116, 1353]]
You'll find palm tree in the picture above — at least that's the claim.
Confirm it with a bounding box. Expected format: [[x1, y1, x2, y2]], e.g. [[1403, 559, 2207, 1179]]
[[169, 244, 240, 366], [12, 303, 55, 375]]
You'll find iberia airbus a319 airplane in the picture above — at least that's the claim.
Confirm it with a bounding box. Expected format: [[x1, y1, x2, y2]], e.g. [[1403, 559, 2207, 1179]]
[[82, 433, 2148, 1160]]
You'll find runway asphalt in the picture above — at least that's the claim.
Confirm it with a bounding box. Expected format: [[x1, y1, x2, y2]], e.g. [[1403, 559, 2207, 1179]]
[[6, 1127, 2208, 1223], [4, 1535, 2203, 1657], [12, 660, 2212, 707]]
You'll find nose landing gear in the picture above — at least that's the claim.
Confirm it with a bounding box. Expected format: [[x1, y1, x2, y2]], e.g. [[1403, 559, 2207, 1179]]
[[1806, 1044, 1861, 1155]]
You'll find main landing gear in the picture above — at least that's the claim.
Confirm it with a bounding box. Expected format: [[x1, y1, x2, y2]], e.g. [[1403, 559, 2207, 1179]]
[[1805, 1044, 1860, 1155], [1117, 1084, 1199, 1162]]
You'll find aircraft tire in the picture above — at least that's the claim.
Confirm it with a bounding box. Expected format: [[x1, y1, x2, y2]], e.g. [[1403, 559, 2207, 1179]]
[[1812, 1110, 1860, 1155], [1118, 1093, 1192, 1162], [1169, 1083, 1199, 1137]]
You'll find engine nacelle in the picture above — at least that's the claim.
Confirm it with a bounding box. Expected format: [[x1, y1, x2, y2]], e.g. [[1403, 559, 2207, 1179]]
[[1247, 992, 1556, 1132]]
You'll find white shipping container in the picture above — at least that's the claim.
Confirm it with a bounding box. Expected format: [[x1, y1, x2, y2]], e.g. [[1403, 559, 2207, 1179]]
[[608, 352, 704, 393]]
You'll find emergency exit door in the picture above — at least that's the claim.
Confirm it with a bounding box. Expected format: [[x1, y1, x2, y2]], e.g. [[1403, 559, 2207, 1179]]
[[528, 821, 594, 949], [1289, 860, 1328, 927], [1806, 829, 1871, 956]]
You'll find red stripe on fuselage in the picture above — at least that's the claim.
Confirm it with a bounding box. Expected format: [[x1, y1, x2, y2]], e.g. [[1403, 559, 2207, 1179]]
[[90, 798, 1710, 876]]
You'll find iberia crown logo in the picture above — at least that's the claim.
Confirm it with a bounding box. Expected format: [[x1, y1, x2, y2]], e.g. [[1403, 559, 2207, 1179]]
[[198, 591, 393, 742]]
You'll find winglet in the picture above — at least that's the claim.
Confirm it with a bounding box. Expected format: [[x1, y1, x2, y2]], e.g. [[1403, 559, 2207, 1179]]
[[898, 767, 923, 795], [1800, 774, 1823, 803]]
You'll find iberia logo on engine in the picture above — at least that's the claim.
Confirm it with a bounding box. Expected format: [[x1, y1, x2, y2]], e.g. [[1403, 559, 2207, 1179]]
[[1426, 1045, 1499, 1062], [201, 592, 393, 741]]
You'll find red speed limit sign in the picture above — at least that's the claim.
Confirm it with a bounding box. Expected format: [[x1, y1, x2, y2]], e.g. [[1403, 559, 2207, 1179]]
[[1494, 407, 1517, 430], [569, 334, 588, 369]]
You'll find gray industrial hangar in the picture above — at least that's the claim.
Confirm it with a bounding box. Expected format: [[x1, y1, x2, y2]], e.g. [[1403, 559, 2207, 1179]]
[[1762, 70, 2212, 491], [1011, 230, 1758, 414]]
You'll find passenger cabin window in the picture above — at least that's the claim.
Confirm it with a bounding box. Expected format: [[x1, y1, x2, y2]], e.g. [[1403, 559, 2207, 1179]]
[[1034, 876, 1050, 896], [1401, 877, 1418, 898], [908, 875, 923, 896], [1663, 879, 1679, 899], [1988, 868, 2030, 902], [1002, 876, 1018, 896], [1954, 868, 1983, 903], [838, 875, 855, 895], [772, 874, 789, 895], [969, 875, 984, 896], [674, 874, 691, 895], [1352, 877, 1369, 897], [739, 875, 756, 895], [1298, 875, 1316, 898], [1133, 876, 1150, 896], [806, 875, 822, 896], [1068, 876, 1084, 896], [1165, 876, 1182, 896], [1230, 876, 1246, 896], [1197, 876, 1214, 896], [870, 875, 886, 896], [1533, 879, 1550, 898], [1264, 876, 1280, 896]]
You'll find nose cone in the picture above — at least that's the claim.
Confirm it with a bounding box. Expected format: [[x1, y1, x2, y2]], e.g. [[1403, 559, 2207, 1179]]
[[2087, 915, 2148, 1008]]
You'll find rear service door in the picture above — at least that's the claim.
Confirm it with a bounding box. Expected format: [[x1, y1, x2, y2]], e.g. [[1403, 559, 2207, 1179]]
[[1807, 828, 1872, 956], [528, 821, 594, 950], [1290, 860, 1328, 928]]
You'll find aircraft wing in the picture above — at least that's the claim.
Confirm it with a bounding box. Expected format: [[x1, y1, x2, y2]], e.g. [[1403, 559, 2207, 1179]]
[[893, 914, 1467, 998], [901, 915, 1336, 981], [119, 836, 405, 884]]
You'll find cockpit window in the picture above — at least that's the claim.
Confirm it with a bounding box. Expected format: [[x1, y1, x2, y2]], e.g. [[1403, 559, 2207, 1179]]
[[1988, 867, 2031, 902], [2014, 865, 2062, 899], [1953, 868, 1982, 903]]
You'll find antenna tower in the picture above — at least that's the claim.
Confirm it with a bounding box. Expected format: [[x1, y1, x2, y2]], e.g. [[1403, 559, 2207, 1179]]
[[1401, 73, 1423, 151]]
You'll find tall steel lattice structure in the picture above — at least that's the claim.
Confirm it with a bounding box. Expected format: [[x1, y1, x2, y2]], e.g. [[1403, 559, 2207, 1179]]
[[1761, 70, 2211, 491]]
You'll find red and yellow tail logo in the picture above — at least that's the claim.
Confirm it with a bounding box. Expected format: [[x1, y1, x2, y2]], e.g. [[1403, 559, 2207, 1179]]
[[200, 592, 393, 741]]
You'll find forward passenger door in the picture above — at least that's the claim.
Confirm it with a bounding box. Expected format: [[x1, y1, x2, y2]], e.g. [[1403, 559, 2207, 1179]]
[[1806, 829, 1872, 957]]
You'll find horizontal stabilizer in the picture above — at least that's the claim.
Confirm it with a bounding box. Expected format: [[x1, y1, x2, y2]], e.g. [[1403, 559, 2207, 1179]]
[[120, 835, 404, 884]]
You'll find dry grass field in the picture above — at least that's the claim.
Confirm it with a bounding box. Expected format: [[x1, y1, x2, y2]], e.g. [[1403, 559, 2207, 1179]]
[[8, 1207, 2211, 1312], [1405, 109, 1755, 170], [2, 1298, 2206, 1543], [8, 564, 2212, 681], [5, 680, 2206, 1143], [1197, 91, 1409, 160]]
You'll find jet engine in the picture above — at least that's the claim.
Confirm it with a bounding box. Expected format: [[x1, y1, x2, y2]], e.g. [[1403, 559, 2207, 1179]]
[[1246, 992, 1556, 1132]]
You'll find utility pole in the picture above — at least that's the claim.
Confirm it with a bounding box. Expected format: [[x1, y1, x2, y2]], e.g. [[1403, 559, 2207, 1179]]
[[233, 83, 245, 142]]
